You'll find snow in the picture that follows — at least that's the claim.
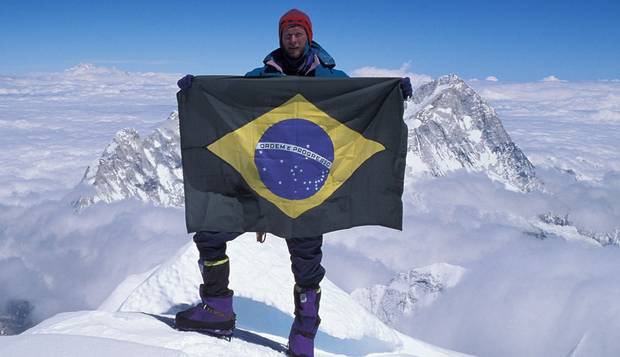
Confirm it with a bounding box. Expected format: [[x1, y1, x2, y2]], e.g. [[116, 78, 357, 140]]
[[530, 221, 601, 247], [20, 309, 466, 357], [467, 129, 482, 143], [113, 238, 401, 342], [28, 311, 290, 357], [0, 333, 190, 357], [18, 237, 470, 357], [459, 116, 481, 142], [414, 263, 466, 289]]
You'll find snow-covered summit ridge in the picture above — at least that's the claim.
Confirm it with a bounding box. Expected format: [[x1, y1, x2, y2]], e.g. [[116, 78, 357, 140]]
[[18, 235, 473, 357], [107, 236, 402, 341], [74, 74, 536, 207], [405, 74, 537, 191]]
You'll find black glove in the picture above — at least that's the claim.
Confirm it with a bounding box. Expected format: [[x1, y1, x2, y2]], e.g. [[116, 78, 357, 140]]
[[177, 74, 194, 91], [400, 77, 412, 99]]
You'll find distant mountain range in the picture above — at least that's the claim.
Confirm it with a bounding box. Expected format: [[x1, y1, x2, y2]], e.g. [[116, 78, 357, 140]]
[[72, 74, 537, 209]]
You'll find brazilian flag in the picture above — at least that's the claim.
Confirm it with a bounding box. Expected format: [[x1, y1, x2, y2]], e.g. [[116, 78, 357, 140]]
[[178, 76, 407, 238]]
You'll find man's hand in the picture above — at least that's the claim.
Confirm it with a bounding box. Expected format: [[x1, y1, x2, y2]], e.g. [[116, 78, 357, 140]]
[[400, 77, 412, 100], [177, 74, 194, 91]]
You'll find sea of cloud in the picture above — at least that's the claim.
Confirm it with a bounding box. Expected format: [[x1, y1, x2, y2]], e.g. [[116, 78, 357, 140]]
[[324, 166, 620, 356], [0, 64, 179, 205], [471, 79, 620, 182], [351, 62, 432, 89], [1, 64, 620, 356], [0, 198, 188, 325]]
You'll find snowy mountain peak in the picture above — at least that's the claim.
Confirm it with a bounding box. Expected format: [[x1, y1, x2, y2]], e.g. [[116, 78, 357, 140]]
[[409, 74, 470, 106], [405, 74, 537, 191], [112, 127, 140, 146], [72, 111, 183, 208], [351, 263, 466, 326], [433, 73, 464, 87]]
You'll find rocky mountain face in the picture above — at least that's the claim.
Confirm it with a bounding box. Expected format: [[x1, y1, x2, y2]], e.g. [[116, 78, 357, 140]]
[[73, 75, 537, 208], [351, 263, 466, 326], [530, 212, 620, 247], [0, 300, 34, 336], [405, 75, 537, 191], [72, 112, 183, 209]]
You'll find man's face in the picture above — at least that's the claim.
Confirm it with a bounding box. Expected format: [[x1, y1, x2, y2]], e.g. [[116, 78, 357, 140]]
[[281, 25, 308, 59]]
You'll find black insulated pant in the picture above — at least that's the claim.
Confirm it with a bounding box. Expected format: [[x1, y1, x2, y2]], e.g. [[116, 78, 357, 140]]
[[193, 231, 326, 293]]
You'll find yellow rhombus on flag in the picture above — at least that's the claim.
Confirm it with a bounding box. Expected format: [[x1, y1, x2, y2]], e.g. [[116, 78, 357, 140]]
[[207, 94, 385, 218]]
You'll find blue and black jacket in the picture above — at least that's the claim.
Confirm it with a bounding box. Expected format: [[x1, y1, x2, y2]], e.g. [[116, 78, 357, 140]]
[[245, 41, 348, 78]]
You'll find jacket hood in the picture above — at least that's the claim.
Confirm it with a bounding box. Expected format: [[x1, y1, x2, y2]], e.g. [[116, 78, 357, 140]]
[[263, 41, 336, 69]]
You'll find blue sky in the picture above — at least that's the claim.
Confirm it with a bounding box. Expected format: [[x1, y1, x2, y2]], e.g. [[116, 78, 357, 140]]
[[1, 0, 619, 81]]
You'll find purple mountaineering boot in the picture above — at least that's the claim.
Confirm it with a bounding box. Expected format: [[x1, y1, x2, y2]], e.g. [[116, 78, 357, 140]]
[[175, 256, 236, 337], [288, 285, 321, 357]]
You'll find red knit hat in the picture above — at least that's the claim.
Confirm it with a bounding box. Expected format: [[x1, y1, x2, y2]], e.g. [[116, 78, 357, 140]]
[[279, 9, 313, 43]]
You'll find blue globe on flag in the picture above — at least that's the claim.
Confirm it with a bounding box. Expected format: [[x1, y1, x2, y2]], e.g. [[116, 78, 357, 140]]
[[255, 119, 334, 200]]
